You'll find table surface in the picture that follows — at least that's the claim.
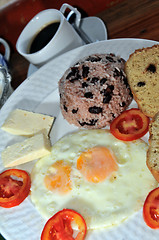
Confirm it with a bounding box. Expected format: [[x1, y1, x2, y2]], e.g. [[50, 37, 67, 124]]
[[9, 0, 159, 90], [1, 0, 159, 239]]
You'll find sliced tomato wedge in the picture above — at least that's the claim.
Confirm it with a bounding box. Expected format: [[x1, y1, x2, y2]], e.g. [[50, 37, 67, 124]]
[[110, 108, 149, 141], [41, 209, 87, 240], [143, 187, 159, 229], [0, 169, 31, 208]]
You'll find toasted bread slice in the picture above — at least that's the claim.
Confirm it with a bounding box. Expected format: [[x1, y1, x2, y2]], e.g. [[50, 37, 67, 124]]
[[147, 111, 159, 182], [125, 44, 159, 118]]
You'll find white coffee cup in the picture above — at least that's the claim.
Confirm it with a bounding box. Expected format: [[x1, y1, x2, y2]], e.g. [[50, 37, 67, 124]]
[[16, 5, 83, 67]]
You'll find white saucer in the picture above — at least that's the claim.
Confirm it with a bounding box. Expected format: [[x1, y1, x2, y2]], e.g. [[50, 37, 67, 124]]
[[80, 16, 107, 43], [27, 16, 107, 76]]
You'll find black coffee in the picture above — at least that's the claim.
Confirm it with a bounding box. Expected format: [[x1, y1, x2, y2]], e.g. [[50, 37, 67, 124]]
[[29, 21, 60, 54]]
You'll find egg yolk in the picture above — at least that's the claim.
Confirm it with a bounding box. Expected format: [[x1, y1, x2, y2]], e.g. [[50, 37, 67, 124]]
[[77, 146, 118, 183], [44, 160, 72, 194]]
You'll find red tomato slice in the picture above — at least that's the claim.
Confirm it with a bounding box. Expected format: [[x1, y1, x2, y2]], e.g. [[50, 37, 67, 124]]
[[41, 209, 87, 240], [0, 169, 31, 208], [110, 108, 149, 141], [143, 187, 159, 229]]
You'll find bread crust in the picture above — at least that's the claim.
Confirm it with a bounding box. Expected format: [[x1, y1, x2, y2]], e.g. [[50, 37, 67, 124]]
[[147, 111, 159, 182], [126, 44, 159, 61], [146, 163, 159, 183]]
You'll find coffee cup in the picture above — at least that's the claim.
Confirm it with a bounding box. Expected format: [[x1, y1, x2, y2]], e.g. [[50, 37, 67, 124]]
[[16, 5, 83, 67]]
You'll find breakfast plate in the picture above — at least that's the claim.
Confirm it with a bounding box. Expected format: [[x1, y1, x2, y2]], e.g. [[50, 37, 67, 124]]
[[0, 38, 159, 240]]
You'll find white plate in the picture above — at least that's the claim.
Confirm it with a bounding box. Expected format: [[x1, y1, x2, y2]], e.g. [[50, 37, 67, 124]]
[[27, 16, 107, 76], [0, 38, 159, 240]]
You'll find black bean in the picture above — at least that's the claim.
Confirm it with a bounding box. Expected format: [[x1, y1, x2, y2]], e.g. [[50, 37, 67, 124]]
[[86, 56, 101, 62], [66, 72, 74, 79], [119, 101, 126, 107], [103, 95, 112, 103], [72, 108, 78, 114], [63, 105, 67, 112], [100, 78, 107, 85], [111, 113, 115, 118], [66, 67, 79, 79], [66, 72, 73, 79], [78, 119, 98, 126], [82, 82, 88, 88], [101, 85, 114, 95], [74, 61, 80, 66], [71, 67, 79, 74], [69, 77, 79, 83], [113, 68, 121, 77], [69, 72, 81, 82], [88, 106, 102, 114], [66, 66, 81, 83], [82, 65, 89, 78], [137, 81, 145, 87], [146, 64, 156, 73], [118, 69, 127, 81], [122, 76, 129, 87], [91, 77, 99, 84], [84, 92, 93, 99], [106, 56, 116, 62], [108, 85, 114, 92]]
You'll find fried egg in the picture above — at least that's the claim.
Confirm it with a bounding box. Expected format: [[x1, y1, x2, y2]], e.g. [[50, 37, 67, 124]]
[[31, 129, 157, 229]]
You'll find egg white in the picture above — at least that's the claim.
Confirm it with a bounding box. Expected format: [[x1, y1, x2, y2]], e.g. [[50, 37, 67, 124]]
[[31, 129, 157, 229]]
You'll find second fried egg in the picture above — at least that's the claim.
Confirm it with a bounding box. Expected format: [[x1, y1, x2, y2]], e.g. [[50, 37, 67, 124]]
[[31, 129, 157, 229]]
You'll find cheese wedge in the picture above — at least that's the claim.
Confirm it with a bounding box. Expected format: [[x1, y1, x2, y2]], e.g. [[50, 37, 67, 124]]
[[1, 109, 54, 136], [1, 133, 51, 167]]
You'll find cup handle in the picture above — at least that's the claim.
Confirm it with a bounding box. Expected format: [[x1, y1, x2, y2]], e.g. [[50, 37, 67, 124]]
[[0, 38, 10, 62], [60, 3, 81, 27]]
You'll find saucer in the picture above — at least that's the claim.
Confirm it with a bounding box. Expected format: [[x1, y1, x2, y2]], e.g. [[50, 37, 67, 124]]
[[27, 16, 107, 76], [80, 16, 107, 43]]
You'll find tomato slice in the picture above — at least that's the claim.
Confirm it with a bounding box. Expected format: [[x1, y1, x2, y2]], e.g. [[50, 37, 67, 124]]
[[110, 108, 149, 141], [0, 169, 31, 208], [41, 209, 87, 240], [143, 187, 159, 229]]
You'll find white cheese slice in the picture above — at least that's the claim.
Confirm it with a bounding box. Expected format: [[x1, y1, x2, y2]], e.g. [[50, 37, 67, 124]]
[[1, 133, 51, 167], [1, 109, 54, 136]]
